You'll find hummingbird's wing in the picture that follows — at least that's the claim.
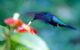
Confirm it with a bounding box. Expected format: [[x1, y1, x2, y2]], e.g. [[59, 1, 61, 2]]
[[52, 16, 65, 25]]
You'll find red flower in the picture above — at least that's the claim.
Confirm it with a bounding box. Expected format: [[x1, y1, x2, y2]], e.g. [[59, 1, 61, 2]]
[[16, 25, 27, 33], [4, 18, 23, 27], [4, 18, 38, 35], [16, 24, 38, 35], [25, 25, 38, 34]]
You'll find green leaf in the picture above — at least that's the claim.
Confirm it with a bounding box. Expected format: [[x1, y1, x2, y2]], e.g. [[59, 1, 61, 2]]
[[0, 25, 6, 41], [0, 25, 9, 45], [10, 40, 29, 50], [0, 44, 5, 50], [11, 32, 49, 50], [0, 25, 10, 50], [15, 44, 30, 50]]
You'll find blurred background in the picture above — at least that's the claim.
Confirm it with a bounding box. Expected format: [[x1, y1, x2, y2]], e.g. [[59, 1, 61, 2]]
[[0, 0, 80, 50]]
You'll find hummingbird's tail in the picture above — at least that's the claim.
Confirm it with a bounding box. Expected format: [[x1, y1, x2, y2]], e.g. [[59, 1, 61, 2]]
[[59, 24, 76, 30]]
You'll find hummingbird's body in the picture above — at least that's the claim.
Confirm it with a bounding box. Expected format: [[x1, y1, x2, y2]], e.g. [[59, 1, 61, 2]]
[[33, 12, 64, 26], [27, 12, 76, 29]]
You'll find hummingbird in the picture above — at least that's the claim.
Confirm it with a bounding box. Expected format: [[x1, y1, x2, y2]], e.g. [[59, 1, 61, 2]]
[[25, 12, 76, 30]]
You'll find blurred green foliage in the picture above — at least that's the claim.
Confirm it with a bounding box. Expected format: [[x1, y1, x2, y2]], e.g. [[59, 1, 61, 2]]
[[0, 25, 49, 50]]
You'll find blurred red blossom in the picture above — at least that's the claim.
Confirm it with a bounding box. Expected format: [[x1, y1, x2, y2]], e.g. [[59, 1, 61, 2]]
[[4, 18, 38, 35]]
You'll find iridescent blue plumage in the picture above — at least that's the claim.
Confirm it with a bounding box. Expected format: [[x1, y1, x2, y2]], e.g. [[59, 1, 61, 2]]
[[27, 12, 76, 30]]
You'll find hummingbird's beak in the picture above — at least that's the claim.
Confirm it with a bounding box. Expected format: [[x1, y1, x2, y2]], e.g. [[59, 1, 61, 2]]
[[28, 21, 32, 25]]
